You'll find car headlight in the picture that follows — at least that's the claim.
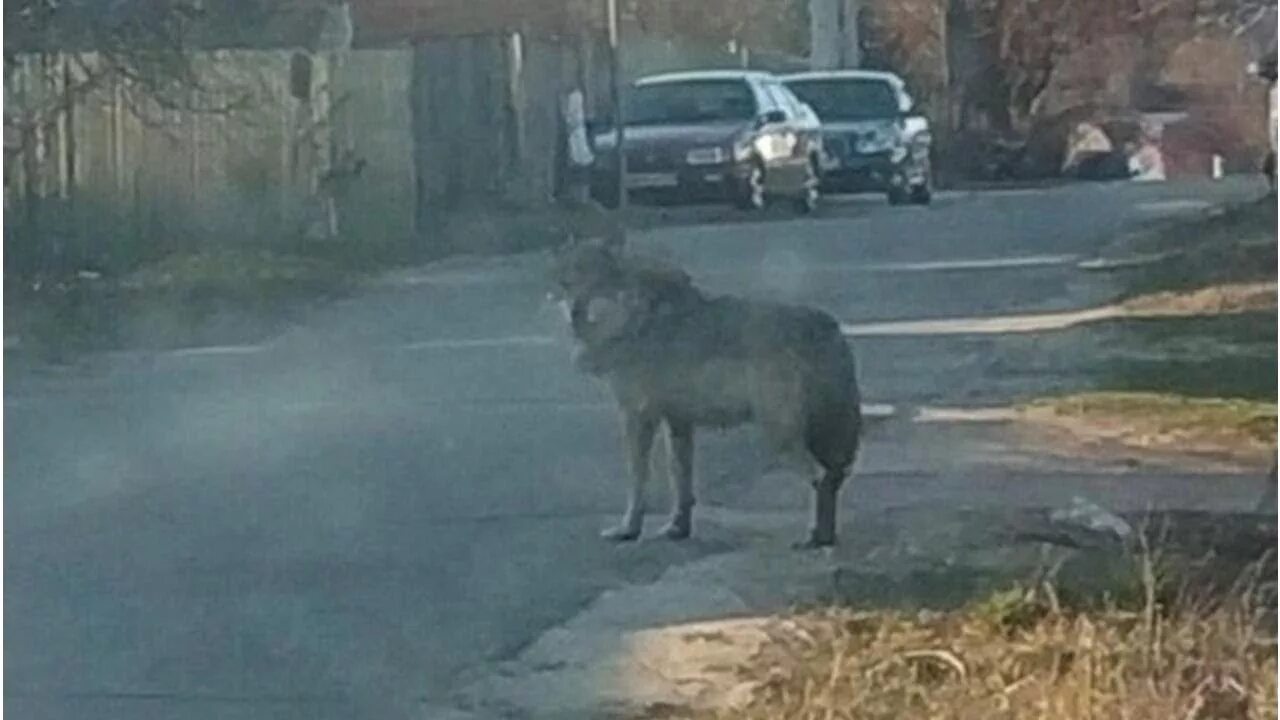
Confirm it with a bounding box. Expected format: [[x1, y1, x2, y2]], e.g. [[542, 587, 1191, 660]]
[[856, 126, 900, 154], [753, 135, 793, 162], [731, 139, 753, 162], [686, 147, 728, 165]]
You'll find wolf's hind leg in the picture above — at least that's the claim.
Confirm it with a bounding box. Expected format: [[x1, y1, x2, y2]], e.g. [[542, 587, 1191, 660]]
[[795, 467, 847, 549]]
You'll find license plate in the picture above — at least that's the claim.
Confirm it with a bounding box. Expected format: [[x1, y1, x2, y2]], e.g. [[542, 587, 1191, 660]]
[[625, 172, 678, 189]]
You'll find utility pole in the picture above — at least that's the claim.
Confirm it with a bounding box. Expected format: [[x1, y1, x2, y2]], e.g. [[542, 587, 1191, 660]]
[[809, 0, 839, 69], [809, 0, 859, 69], [606, 0, 626, 210], [840, 0, 860, 69]]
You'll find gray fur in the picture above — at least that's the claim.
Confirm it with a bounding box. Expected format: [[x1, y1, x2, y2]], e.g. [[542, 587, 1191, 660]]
[[552, 240, 862, 547]]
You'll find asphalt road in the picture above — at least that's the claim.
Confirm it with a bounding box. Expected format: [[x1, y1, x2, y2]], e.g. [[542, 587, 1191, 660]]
[[5, 178, 1272, 719]]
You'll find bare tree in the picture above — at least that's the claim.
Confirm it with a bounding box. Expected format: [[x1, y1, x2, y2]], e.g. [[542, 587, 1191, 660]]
[[4, 0, 279, 141], [864, 0, 1275, 136], [4, 0, 278, 272]]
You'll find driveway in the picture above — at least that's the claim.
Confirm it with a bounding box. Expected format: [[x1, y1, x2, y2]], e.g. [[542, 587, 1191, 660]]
[[5, 178, 1272, 719]]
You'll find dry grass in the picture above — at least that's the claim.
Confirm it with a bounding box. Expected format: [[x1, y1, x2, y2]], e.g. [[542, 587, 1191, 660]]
[[699, 558, 1277, 720], [1120, 282, 1277, 317], [120, 248, 350, 292], [1020, 392, 1277, 464]]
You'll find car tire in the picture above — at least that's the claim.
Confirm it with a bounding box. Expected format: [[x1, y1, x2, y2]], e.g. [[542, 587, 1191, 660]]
[[909, 181, 932, 205], [735, 161, 767, 211], [592, 174, 622, 209], [793, 157, 820, 214]]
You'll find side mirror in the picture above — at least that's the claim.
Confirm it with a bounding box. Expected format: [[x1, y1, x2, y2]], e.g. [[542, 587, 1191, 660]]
[[587, 115, 614, 134], [756, 109, 787, 128]]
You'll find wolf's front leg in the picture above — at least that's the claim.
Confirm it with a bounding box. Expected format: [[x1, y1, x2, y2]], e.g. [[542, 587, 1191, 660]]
[[602, 411, 657, 542], [659, 418, 695, 540]]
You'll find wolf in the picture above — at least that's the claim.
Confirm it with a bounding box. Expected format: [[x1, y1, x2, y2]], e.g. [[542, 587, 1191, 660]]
[[551, 239, 862, 548]]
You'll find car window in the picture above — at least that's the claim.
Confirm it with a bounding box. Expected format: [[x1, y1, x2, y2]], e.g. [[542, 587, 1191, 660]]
[[626, 80, 758, 125], [762, 82, 797, 119], [753, 81, 783, 116], [775, 82, 810, 118], [785, 78, 901, 121]]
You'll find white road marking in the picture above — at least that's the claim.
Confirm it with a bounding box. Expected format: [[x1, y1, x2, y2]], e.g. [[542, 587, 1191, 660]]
[[974, 186, 1058, 198], [700, 253, 1078, 278], [399, 336, 558, 351], [913, 406, 1018, 423], [166, 344, 266, 358], [861, 254, 1077, 273], [862, 403, 896, 419], [843, 306, 1122, 337], [1077, 252, 1176, 271], [1136, 199, 1211, 214]]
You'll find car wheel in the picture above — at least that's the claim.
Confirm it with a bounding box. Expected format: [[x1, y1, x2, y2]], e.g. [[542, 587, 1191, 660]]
[[909, 181, 932, 205], [793, 157, 820, 214], [736, 161, 767, 211]]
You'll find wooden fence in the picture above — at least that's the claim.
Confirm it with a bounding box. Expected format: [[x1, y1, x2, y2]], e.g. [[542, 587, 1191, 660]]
[[4, 30, 798, 272]]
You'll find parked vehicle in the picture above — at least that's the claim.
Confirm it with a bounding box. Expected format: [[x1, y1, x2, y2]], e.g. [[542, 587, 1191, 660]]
[[590, 71, 824, 212], [783, 70, 933, 205]]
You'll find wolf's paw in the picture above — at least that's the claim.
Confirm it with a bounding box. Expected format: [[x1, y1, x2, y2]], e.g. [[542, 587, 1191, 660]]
[[601, 524, 642, 542], [658, 518, 691, 541]]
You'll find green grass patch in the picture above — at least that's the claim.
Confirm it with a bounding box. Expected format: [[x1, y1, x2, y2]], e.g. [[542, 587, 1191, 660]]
[[1108, 197, 1277, 298], [8, 248, 357, 360], [1019, 392, 1276, 463], [1025, 392, 1276, 445], [120, 248, 352, 293]]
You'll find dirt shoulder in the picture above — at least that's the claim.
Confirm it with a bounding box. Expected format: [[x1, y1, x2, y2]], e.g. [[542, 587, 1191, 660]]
[[674, 585, 1276, 720], [451, 505, 1276, 720], [1017, 392, 1276, 469], [1120, 281, 1276, 317]]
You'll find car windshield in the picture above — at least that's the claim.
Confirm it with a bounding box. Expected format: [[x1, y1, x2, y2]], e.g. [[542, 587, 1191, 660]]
[[626, 80, 757, 125], [786, 78, 900, 121]]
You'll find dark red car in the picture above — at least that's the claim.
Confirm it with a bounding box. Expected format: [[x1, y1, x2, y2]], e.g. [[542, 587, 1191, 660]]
[[591, 70, 824, 212]]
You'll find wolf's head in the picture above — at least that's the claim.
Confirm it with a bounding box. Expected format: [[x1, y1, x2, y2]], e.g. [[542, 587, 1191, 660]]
[[549, 238, 696, 373]]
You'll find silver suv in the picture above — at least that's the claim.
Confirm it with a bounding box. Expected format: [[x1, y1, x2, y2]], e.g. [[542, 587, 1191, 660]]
[[783, 70, 933, 205]]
